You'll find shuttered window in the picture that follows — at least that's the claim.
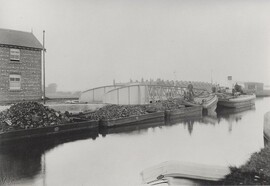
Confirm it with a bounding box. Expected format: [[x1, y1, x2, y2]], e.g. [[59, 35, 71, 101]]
[[10, 48, 20, 61], [9, 74, 21, 90]]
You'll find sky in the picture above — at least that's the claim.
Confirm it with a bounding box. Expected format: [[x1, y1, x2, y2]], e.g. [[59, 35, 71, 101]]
[[1, 0, 270, 91]]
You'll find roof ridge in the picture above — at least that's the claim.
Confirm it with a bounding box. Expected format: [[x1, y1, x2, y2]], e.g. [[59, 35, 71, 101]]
[[0, 28, 32, 34]]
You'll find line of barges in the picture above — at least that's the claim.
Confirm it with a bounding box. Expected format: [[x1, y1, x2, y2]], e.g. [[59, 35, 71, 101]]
[[0, 92, 257, 142]]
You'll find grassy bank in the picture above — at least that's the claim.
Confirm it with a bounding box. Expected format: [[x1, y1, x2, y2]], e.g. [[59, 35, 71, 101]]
[[220, 145, 270, 185]]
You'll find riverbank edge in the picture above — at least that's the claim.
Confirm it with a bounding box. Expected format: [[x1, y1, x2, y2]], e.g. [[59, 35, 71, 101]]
[[218, 112, 270, 185]]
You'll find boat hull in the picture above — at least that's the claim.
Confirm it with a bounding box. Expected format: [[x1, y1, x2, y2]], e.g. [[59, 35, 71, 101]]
[[218, 94, 256, 108], [165, 106, 202, 120], [100, 119, 165, 136], [202, 95, 218, 114], [0, 120, 99, 142], [183, 95, 218, 115], [100, 111, 165, 127]]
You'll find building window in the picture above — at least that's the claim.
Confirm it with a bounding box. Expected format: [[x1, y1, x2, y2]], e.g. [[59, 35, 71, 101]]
[[10, 48, 20, 61], [9, 74, 21, 90]]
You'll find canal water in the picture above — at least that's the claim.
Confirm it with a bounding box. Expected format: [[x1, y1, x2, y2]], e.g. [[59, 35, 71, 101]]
[[0, 97, 269, 186]]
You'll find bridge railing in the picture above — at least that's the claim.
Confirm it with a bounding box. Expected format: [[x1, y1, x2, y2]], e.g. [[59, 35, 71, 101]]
[[103, 84, 209, 105], [79, 85, 122, 103]]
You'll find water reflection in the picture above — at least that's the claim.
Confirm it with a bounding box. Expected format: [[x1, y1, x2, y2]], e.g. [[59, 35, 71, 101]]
[[168, 117, 202, 135], [0, 129, 98, 185], [217, 106, 256, 133], [100, 116, 204, 137], [100, 119, 165, 137], [100, 106, 257, 137], [217, 106, 255, 119], [0, 144, 42, 185]]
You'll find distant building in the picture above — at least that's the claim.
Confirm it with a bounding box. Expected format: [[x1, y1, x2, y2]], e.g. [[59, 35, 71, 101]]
[[46, 83, 57, 94], [233, 81, 270, 97], [0, 28, 43, 103], [243, 82, 264, 92], [242, 82, 270, 96]]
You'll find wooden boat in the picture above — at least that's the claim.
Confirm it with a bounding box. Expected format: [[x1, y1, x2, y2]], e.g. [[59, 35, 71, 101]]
[[0, 119, 99, 142], [217, 94, 256, 108], [183, 95, 218, 114], [165, 106, 202, 120], [141, 161, 230, 184], [100, 111, 165, 127]]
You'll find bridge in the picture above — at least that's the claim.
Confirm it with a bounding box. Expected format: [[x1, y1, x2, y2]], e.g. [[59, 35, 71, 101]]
[[79, 85, 122, 103], [79, 81, 212, 105]]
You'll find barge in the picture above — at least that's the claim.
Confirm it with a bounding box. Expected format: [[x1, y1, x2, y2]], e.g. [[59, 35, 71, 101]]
[[183, 95, 218, 115], [100, 111, 165, 127], [165, 106, 203, 120], [0, 119, 99, 142], [217, 94, 256, 108], [100, 119, 165, 136]]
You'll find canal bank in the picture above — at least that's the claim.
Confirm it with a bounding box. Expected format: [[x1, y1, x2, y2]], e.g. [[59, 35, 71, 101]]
[[219, 146, 270, 185], [149, 107, 270, 185], [217, 111, 270, 185]]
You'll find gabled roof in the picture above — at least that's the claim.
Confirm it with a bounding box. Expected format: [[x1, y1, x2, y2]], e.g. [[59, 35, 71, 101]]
[[0, 28, 43, 50]]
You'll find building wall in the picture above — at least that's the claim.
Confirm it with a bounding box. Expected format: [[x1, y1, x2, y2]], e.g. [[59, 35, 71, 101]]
[[256, 83, 264, 91], [0, 46, 42, 103], [244, 82, 264, 91]]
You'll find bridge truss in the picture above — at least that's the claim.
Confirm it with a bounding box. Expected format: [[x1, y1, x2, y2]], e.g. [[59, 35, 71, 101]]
[[146, 85, 209, 102]]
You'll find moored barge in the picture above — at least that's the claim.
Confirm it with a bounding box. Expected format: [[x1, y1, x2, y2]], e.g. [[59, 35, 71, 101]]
[[100, 111, 165, 127], [0, 119, 99, 142], [217, 94, 256, 108], [183, 95, 218, 114], [165, 106, 203, 120]]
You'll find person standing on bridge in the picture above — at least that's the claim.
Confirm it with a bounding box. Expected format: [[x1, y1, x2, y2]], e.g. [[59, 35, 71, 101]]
[[187, 81, 194, 101]]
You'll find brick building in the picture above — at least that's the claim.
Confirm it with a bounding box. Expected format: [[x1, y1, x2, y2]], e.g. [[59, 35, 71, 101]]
[[0, 28, 43, 103]]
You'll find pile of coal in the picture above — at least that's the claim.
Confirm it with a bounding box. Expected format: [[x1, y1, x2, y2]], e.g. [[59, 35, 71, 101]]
[[85, 104, 149, 120], [149, 98, 185, 111], [0, 102, 72, 133], [85, 99, 186, 121]]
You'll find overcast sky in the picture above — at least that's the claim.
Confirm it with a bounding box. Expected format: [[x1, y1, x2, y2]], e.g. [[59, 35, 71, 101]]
[[1, 0, 270, 91]]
